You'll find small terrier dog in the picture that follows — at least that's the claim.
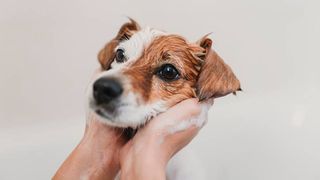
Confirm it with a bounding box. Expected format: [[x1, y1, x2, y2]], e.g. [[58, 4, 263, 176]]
[[87, 19, 241, 179]]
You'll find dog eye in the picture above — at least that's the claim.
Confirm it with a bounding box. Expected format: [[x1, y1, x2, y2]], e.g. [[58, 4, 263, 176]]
[[157, 64, 180, 81], [115, 49, 126, 63]]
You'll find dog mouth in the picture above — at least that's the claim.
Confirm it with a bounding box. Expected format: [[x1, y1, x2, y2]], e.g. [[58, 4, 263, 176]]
[[92, 103, 140, 140], [90, 98, 118, 119], [93, 102, 130, 122], [95, 109, 114, 120], [94, 108, 139, 140]]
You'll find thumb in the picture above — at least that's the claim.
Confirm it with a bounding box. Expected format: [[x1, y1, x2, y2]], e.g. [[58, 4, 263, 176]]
[[167, 98, 213, 134]]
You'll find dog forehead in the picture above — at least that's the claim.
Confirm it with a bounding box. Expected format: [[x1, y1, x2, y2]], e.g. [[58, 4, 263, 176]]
[[123, 26, 166, 49], [110, 27, 166, 69]]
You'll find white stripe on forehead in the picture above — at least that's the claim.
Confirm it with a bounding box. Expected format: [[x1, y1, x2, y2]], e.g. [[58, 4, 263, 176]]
[[111, 27, 166, 69]]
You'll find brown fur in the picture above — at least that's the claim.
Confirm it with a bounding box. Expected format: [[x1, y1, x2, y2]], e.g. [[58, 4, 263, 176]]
[[196, 38, 241, 100], [123, 35, 204, 106]]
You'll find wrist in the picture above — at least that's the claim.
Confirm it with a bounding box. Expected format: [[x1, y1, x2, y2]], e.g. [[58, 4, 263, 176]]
[[79, 125, 126, 173], [120, 136, 169, 180], [53, 141, 120, 180], [53, 123, 125, 180], [120, 152, 166, 180]]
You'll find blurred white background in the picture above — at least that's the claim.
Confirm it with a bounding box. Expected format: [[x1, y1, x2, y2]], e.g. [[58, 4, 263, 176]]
[[1, 0, 320, 179]]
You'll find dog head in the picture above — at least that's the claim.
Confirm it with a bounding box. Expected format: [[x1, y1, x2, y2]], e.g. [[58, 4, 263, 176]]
[[88, 19, 241, 128]]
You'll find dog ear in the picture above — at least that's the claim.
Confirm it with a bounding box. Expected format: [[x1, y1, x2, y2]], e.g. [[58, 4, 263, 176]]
[[98, 18, 141, 69], [195, 36, 241, 101]]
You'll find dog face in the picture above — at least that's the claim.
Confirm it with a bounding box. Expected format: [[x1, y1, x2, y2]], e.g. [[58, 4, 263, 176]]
[[88, 19, 241, 128]]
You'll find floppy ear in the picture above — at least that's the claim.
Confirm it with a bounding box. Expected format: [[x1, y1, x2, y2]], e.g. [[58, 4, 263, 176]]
[[195, 36, 241, 101], [98, 18, 141, 69]]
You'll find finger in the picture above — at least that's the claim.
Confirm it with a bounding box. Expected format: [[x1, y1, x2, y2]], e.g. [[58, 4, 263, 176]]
[[194, 100, 213, 128], [151, 98, 202, 126], [200, 98, 214, 106], [92, 68, 103, 78], [164, 125, 200, 157], [86, 110, 99, 124], [165, 100, 212, 134], [168, 124, 200, 140]]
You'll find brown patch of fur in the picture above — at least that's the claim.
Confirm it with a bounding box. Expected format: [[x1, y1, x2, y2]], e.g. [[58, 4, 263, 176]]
[[123, 35, 204, 106], [196, 38, 241, 100], [98, 19, 140, 69]]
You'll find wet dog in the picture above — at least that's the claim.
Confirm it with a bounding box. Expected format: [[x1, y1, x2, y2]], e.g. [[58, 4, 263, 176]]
[[87, 19, 241, 179]]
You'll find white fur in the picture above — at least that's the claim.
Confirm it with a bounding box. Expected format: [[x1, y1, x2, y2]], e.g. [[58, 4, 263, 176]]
[[103, 91, 167, 128], [111, 27, 166, 69]]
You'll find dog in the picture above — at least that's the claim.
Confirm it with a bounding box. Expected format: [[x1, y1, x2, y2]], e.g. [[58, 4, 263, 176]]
[[87, 19, 241, 179]]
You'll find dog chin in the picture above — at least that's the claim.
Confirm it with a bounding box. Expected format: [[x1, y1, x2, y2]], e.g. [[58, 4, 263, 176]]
[[89, 98, 167, 128], [90, 106, 149, 129]]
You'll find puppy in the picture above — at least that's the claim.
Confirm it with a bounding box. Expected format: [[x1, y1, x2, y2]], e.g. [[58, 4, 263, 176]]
[[87, 19, 241, 179]]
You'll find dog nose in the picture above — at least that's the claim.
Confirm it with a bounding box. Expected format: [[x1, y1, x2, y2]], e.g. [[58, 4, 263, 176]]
[[93, 78, 123, 104]]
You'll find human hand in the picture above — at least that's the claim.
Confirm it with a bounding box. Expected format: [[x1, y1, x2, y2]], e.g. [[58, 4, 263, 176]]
[[53, 98, 212, 180], [53, 69, 212, 180], [53, 70, 127, 180], [119, 98, 212, 180]]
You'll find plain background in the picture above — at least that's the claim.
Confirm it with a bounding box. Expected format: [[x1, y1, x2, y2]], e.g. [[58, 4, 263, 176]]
[[1, 0, 320, 179]]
